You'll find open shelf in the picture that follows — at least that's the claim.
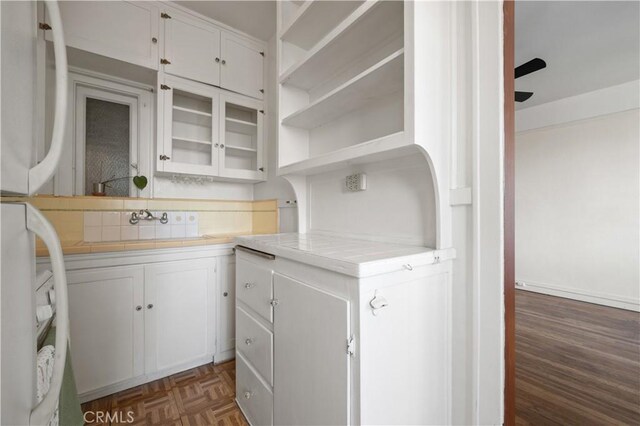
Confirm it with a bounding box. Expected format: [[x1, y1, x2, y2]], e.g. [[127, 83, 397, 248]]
[[280, 0, 403, 91], [281, 49, 403, 129], [280, 1, 363, 50], [172, 136, 212, 146], [226, 145, 258, 157], [173, 105, 212, 117], [278, 131, 409, 175]]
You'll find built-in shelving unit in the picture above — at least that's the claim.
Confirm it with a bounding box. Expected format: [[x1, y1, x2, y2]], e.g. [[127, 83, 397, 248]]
[[282, 49, 404, 129], [277, 0, 406, 172], [279, 1, 364, 52]]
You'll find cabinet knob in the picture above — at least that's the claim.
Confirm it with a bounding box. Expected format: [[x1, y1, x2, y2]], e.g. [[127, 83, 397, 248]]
[[259, 167, 264, 172], [147, 304, 154, 309], [220, 144, 225, 149], [244, 338, 254, 346], [223, 291, 228, 297], [215, 57, 220, 63], [244, 282, 255, 289], [152, 37, 158, 44], [221, 59, 226, 65], [244, 391, 253, 399], [135, 305, 142, 311], [215, 143, 220, 148], [270, 299, 279, 307]]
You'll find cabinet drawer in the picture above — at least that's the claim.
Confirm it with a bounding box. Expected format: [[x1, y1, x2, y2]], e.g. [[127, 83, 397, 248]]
[[236, 258, 273, 322], [236, 306, 273, 385], [236, 353, 273, 426]]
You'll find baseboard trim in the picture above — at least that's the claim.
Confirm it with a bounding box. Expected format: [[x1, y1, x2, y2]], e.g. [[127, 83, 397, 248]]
[[516, 280, 640, 312], [78, 354, 215, 403]]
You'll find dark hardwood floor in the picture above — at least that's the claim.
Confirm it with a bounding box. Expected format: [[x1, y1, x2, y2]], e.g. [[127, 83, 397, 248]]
[[516, 290, 640, 425], [82, 360, 247, 425]]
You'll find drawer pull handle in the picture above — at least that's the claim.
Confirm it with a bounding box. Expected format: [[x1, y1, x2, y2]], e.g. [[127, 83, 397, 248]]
[[245, 338, 254, 346], [244, 282, 255, 289], [244, 391, 253, 399]]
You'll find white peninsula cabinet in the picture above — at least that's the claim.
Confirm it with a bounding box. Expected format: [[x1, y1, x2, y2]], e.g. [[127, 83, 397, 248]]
[[38, 246, 236, 402], [234, 234, 455, 425]]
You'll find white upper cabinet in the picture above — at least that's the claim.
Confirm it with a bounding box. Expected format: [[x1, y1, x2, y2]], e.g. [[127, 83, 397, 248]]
[[162, 9, 221, 87], [47, 1, 159, 69], [221, 32, 264, 100], [219, 93, 265, 180], [159, 74, 220, 176], [158, 74, 265, 181], [161, 7, 265, 100]]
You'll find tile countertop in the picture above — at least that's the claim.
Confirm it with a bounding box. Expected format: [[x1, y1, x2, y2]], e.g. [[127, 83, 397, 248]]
[[235, 233, 456, 278], [36, 234, 239, 257]]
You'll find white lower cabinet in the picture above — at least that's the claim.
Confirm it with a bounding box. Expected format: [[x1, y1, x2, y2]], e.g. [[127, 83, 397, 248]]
[[144, 259, 216, 373], [217, 255, 236, 361], [59, 247, 235, 402], [235, 244, 452, 425], [273, 274, 350, 425], [67, 266, 145, 396]]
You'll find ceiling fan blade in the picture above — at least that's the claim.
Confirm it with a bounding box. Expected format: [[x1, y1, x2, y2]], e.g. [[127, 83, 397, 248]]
[[515, 91, 534, 102], [515, 58, 547, 79]]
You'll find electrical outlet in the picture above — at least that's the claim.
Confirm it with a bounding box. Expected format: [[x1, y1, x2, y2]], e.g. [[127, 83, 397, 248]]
[[346, 173, 367, 192]]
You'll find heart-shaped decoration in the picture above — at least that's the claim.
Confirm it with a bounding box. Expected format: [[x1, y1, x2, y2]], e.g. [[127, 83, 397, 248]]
[[133, 175, 148, 190]]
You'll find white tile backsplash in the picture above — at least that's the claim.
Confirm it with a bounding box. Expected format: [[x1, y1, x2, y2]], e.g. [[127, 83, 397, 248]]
[[139, 226, 156, 240], [84, 226, 101, 242], [169, 211, 185, 225], [186, 224, 199, 238], [155, 225, 171, 239], [101, 226, 121, 242], [84, 211, 102, 227], [102, 212, 120, 226], [83, 211, 197, 242], [121, 226, 139, 241], [170, 225, 186, 238], [186, 212, 198, 226]]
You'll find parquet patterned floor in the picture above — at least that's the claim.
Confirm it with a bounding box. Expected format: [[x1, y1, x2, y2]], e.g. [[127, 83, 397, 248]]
[[82, 360, 248, 426]]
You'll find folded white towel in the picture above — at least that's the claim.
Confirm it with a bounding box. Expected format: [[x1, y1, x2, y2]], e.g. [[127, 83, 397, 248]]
[[36, 345, 59, 426]]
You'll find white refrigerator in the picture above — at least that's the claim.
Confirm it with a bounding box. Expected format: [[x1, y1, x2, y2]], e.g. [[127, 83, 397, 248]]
[[1, 1, 70, 424]]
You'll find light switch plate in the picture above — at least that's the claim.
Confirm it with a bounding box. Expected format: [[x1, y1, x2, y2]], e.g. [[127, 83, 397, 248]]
[[346, 173, 367, 191]]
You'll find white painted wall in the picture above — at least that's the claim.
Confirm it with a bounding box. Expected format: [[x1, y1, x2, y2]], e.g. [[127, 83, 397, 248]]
[[306, 155, 437, 247], [516, 108, 640, 310]]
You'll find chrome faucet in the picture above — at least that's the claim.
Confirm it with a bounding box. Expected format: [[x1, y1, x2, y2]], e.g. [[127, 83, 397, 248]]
[[129, 210, 169, 225]]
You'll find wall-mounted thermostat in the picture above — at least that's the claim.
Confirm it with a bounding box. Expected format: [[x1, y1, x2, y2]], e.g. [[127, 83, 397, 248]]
[[346, 173, 367, 192]]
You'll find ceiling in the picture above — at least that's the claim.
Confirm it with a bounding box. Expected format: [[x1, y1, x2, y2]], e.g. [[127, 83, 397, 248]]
[[175, 1, 276, 41], [515, 1, 639, 109]]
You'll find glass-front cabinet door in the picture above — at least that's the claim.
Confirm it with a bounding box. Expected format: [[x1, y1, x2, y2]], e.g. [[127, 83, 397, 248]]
[[219, 94, 265, 180], [160, 75, 219, 176]]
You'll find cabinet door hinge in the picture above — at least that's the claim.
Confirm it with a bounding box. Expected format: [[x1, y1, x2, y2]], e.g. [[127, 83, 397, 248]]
[[160, 84, 171, 90], [39, 22, 52, 30], [347, 335, 356, 357], [160, 58, 171, 65], [161, 12, 171, 19]]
